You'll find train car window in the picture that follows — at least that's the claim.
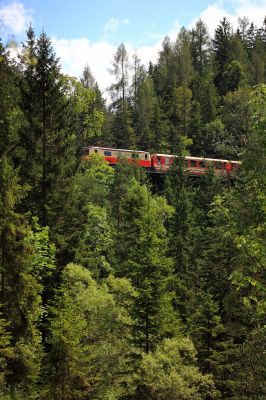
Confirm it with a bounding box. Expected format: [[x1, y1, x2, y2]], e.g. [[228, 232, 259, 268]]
[[145, 153, 148, 160], [165, 158, 170, 165], [199, 161, 205, 168], [131, 153, 139, 159], [94, 149, 98, 153], [190, 160, 197, 167], [215, 161, 222, 169], [104, 150, 112, 156], [157, 157, 161, 165]]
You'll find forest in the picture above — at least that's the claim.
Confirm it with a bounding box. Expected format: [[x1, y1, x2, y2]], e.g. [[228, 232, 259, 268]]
[[0, 15, 265, 400]]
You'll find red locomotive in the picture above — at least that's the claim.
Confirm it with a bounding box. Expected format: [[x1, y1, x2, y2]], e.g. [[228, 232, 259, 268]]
[[83, 146, 240, 176]]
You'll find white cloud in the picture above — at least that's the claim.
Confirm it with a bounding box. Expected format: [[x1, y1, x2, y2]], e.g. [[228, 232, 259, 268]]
[[52, 37, 116, 96], [189, 0, 266, 35], [52, 36, 161, 100], [0, 1, 33, 36], [103, 17, 130, 35]]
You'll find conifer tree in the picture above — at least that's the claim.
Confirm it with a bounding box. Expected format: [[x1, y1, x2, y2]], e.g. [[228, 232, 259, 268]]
[[213, 17, 233, 95], [0, 39, 23, 160], [174, 27, 194, 86], [19, 28, 76, 259], [115, 179, 178, 353], [135, 78, 157, 150], [191, 19, 211, 76], [166, 157, 194, 320], [0, 156, 43, 396]]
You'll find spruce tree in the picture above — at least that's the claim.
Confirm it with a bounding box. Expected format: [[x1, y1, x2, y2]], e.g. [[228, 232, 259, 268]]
[[166, 157, 194, 321], [19, 28, 76, 259], [0, 156, 43, 396], [213, 17, 233, 95], [115, 179, 178, 353]]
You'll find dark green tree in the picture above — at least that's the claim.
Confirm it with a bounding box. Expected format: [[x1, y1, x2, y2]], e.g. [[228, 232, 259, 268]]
[[191, 19, 211, 76], [213, 17, 233, 95], [115, 179, 178, 353], [0, 156, 43, 396], [0, 39, 24, 160], [166, 157, 194, 320], [19, 28, 77, 259], [135, 78, 157, 150]]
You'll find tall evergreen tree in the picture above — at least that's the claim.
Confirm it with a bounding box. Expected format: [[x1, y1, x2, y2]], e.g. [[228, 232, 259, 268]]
[[213, 17, 233, 95], [135, 78, 157, 150], [115, 179, 178, 353], [19, 28, 76, 259], [191, 19, 211, 76], [0, 156, 43, 396], [166, 158, 194, 320], [174, 27, 194, 86], [0, 39, 23, 160]]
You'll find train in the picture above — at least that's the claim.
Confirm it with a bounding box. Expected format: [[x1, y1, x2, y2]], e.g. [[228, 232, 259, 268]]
[[83, 146, 241, 177]]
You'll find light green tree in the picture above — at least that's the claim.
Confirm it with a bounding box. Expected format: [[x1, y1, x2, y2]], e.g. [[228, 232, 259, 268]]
[[134, 336, 218, 400], [46, 263, 133, 400]]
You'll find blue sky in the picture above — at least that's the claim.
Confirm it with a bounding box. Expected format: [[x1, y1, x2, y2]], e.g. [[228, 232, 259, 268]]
[[1, 0, 266, 94], [1, 0, 223, 45]]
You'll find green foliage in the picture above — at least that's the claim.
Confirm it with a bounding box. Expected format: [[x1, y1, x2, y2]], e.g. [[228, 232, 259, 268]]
[[187, 291, 225, 375], [47, 263, 133, 400], [75, 203, 113, 279], [115, 178, 178, 352], [0, 17, 266, 399], [0, 156, 43, 396], [27, 217, 56, 281], [232, 325, 266, 399], [191, 19, 211, 76], [222, 60, 245, 93], [135, 337, 218, 400], [77, 153, 114, 207], [63, 75, 105, 154], [229, 85, 266, 317], [0, 315, 14, 397]]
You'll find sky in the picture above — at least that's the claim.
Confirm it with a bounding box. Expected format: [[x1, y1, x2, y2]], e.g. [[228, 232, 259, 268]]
[[0, 0, 266, 97]]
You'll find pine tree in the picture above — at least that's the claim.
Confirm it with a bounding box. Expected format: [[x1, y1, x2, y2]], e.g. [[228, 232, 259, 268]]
[[220, 86, 252, 158], [171, 85, 192, 152], [213, 17, 233, 95], [19, 28, 76, 260], [135, 78, 157, 150], [191, 19, 211, 76], [174, 27, 194, 86], [115, 179, 178, 353], [0, 156, 43, 395], [110, 99, 136, 148], [166, 158, 194, 320], [0, 39, 23, 160]]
